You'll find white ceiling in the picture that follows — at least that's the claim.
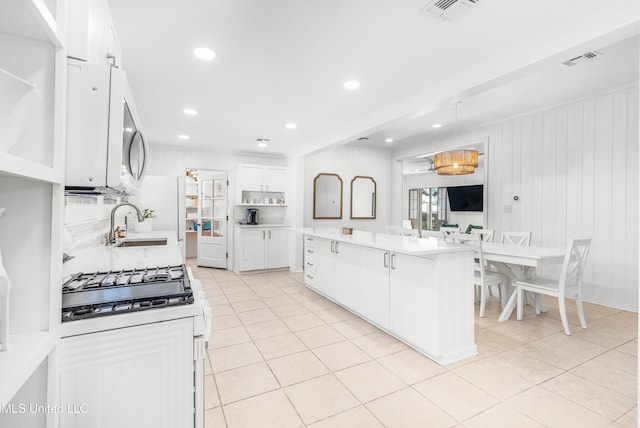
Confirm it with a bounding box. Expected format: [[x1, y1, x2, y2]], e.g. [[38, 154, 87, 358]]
[[108, 0, 640, 158]]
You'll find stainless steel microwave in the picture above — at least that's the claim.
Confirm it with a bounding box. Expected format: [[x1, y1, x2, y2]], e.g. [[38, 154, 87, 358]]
[[65, 58, 148, 195]]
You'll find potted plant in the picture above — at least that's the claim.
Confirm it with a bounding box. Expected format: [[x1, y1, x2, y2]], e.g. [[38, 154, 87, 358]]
[[135, 209, 156, 233]]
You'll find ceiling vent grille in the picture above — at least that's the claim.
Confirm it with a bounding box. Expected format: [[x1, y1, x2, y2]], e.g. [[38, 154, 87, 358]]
[[562, 51, 603, 67], [420, 0, 480, 21]]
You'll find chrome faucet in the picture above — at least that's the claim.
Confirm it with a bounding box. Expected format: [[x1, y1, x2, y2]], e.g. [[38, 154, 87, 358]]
[[107, 203, 145, 244]]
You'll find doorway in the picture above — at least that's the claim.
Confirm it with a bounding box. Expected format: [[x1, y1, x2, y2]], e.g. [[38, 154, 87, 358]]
[[184, 169, 229, 268]]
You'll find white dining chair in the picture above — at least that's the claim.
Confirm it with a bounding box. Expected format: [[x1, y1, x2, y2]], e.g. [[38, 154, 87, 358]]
[[440, 225, 459, 241], [470, 228, 494, 242], [501, 231, 532, 246], [450, 233, 506, 317], [513, 238, 592, 335]]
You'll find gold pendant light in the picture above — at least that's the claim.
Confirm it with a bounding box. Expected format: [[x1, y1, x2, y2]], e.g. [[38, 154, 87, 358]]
[[433, 149, 478, 175], [433, 102, 478, 175]]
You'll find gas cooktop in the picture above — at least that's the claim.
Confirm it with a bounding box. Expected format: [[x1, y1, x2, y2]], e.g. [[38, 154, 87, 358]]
[[61, 265, 193, 322]]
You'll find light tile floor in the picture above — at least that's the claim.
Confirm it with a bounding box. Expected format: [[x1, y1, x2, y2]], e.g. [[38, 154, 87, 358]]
[[188, 261, 638, 428]]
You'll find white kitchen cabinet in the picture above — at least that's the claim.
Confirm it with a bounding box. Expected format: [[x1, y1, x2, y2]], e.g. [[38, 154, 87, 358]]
[[67, 0, 122, 66], [302, 232, 476, 364], [332, 241, 359, 310], [304, 237, 358, 306], [59, 318, 194, 428], [357, 246, 390, 329], [239, 165, 286, 193], [0, 0, 66, 421], [234, 226, 290, 272], [389, 253, 438, 351]]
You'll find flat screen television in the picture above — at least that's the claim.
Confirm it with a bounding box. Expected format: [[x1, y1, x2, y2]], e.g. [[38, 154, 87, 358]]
[[447, 185, 483, 212]]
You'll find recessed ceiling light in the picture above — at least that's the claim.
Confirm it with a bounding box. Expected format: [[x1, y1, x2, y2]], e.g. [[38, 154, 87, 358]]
[[178, 134, 190, 140], [257, 142, 267, 148], [285, 123, 297, 129], [432, 123, 442, 128], [385, 138, 394, 143], [343, 80, 360, 90], [124, 127, 133, 132], [193, 47, 216, 60], [183, 108, 198, 115]]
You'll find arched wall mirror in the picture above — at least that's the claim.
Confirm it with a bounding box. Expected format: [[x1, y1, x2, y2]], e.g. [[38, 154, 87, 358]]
[[350, 176, 376, 219], [313, 173, 343, 219]]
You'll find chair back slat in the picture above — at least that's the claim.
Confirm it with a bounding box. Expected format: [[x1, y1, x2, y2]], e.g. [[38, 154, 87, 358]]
[[560, 238, 592, 292], [501, 231, 531, 246], [470, 229, 494, 243], [449, 233, 486, 280]]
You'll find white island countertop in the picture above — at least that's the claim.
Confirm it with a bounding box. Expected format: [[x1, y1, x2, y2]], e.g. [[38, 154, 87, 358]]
[[299, 227, 473, 257]]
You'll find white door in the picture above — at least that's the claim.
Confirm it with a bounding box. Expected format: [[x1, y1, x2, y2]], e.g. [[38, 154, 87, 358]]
[[266, 228, 289, 268], [197, 170, 228, 268], [333, 241, 359, 309], [264, 167, 286, 192], [358, 246, 390, 329], [242, 229, 266, 271], [59, 319, 194, 428], [240, 166, 264, 191]]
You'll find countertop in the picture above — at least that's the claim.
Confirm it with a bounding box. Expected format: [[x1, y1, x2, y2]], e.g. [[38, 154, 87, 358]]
[[299, 227, 474, 257], [62, 230, 183, 280], [236, 224, 292, 229]]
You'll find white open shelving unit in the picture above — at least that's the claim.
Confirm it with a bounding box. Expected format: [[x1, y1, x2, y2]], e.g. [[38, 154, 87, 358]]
[[0, 1, 66, 426]]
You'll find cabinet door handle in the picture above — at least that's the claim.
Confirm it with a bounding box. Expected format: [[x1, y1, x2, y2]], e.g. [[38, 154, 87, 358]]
[[330, 241, 335, 253], [391, 253, 396, 270], [268, 230, 271, 239], [306, 262, 314, 267], [335, 242, 339, 254], [307, 250, 314, 254], [262, 230, 265, 239], [383, 252, 389, 268]]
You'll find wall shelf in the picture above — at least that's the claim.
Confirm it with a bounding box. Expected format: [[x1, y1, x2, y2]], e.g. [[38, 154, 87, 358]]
[[0, 0, 63, 47], [0, 153, 62, 184], [0, 67, 37, 90], [0, 331, 58, 405]]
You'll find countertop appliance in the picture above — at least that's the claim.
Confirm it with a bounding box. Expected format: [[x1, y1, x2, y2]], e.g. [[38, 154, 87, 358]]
[[66, 58, 149, 195], [61, 264, 193, 322], [246, 208, 259, 225]]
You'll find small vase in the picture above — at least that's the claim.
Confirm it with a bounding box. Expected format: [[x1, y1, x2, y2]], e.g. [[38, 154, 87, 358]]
[[136, 218, 153, 233]]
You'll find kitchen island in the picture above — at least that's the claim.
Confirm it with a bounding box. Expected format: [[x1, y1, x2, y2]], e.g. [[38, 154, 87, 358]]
[[302, 228, 476, 365]]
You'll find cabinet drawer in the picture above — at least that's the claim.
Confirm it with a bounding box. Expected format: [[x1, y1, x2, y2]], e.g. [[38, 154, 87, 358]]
[[304, 253, 317, 273], [304, 236, 317, 250], [304, 271, 318, 286]]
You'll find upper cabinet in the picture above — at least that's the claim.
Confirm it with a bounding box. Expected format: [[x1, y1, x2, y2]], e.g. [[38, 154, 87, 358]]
[[240, 165, 286, 193], [67, 0, 122, 66]]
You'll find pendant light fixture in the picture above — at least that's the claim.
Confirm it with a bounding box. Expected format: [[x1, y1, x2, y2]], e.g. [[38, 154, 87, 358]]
[[433, 102, 478, 175]]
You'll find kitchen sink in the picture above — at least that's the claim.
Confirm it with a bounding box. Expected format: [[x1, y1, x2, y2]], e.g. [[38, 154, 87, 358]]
[[116, 238, 168, 247]]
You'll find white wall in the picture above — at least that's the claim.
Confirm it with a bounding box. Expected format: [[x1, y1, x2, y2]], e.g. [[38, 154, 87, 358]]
[[394, 86, 639, 311], [303, 144, 392, 232]]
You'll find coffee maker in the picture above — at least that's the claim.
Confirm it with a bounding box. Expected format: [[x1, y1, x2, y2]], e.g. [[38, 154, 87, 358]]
[[245, 208, 259, 225]]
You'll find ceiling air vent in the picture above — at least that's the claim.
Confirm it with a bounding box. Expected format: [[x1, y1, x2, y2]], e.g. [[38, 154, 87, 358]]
[[420, 0, 480, 21], [562, 51, 603, 67]]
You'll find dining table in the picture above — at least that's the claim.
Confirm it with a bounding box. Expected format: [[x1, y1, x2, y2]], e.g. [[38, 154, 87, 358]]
[[481, 242, 566, 321]]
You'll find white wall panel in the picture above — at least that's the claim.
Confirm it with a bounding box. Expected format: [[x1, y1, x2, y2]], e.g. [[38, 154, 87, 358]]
[[393, 86, 638, 311], [488, 88, 638, 310]]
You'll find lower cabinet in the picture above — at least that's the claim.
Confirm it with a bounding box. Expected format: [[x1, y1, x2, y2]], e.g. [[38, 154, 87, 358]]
[[389, 253, 437, 352], [58, 319, 194, 428], [303, 234, 476, 364], [235, 226, 290, 272], [357, 246, 390, 329]]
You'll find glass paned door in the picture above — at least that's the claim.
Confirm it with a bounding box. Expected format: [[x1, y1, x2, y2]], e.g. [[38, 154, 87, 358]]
[[197, 171, 228, 268]]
